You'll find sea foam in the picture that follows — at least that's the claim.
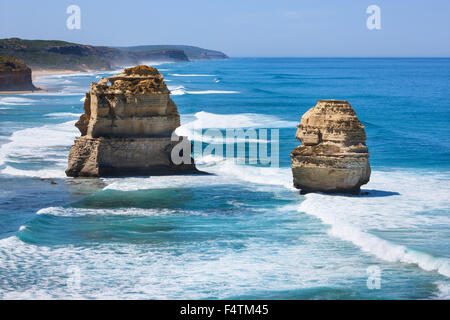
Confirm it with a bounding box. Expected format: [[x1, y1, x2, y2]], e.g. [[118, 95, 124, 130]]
[[190, 154, 450, 278], [167, 84, 239, 96], [298, 171, 450, 278], [0, 97, 36, 105], [0, 232, 364, 299], [185, 90, 239, 95], [174, 111, 296, 146], [44, 112, 81, 118], [169, 73, 216, 77], [0, 120, 78, 177], [36, 206, 182, 217], [176, 111, 296, 140], [1, 98, 449, 282]]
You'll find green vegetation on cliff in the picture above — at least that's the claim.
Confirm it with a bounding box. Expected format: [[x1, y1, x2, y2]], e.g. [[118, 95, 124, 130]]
[[0, 38, 112, 70], [0, 56, 30, 72], [0, 38, 228, 71], [118, 45, 229, 60]]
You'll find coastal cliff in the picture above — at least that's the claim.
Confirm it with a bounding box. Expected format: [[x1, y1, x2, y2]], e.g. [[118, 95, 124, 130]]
[[0, 56, 38, 91], [0, 38, 227, 72], [291, 100, 371, 194], [66, 65, 199, 177], [118, 45, 229, 60]]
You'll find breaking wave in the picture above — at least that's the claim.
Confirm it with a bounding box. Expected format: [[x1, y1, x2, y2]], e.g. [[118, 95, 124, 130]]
[[0, 97, 36, 105], [169, 73, 216, 77], [44, 113, 81, 118], [0, 120, 77, 177], [298, 171, 450, 278], [168, 85, 239, 96]]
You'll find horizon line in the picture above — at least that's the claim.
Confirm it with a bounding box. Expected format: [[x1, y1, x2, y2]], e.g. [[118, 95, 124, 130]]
[[1, 38, 449, 59], [227, 56, 450, 59]]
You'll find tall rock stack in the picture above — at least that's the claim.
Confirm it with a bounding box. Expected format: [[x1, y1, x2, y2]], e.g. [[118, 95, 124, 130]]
[[0, 56, 38, 91], [291, 100, 371, 194], [66, 65, 198, 177]]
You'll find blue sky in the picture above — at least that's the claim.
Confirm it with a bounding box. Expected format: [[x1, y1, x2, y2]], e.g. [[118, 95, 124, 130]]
[[1, 0, 449, 57]]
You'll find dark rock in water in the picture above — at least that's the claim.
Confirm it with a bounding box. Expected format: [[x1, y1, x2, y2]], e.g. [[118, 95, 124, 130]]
[[291, 100, 371, 194], [66, 65, 199, 177], [0, 56, 38, 91]]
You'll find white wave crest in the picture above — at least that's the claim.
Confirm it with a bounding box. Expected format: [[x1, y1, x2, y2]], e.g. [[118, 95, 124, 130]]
[[176, 111, 297, 140], [44, 112, 81, 118], [0, 120, 78, 177], [196, 155, 294, 190], [0, 233, 359, 299], [435, 282, 450, 299], [168, 85, 239, 96], [298, 171, 450, 278], [104, 174, 230, 192], [169, 74, 216, 77], [36, 206, 180, 217], [187, 90, 239, 95], [0, 97, 36, 105], [1, 166, 66, 178], [142, 61, 172, 67], [168, 85, 186, 96]]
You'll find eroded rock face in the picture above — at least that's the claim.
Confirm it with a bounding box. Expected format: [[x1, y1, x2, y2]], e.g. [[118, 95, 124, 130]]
[[66, 65, 198, 177], [0, 56, 37, 91], [291, 100, 371, 194]]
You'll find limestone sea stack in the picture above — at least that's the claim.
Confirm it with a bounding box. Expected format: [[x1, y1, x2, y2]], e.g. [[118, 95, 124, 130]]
[[66, 65, 199, 177], [0, 56, 38, 91], [290, 100, 371, 194]]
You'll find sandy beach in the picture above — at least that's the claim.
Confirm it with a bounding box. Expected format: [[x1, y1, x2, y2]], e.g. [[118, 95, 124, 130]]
[[32, 69, 97, 78]]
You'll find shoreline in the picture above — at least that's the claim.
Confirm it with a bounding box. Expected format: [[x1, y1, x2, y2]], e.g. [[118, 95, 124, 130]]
[[0, 69, 98, 95], [0, 88, 47, 95], [2, 64, 173, 95], [32, 69, 98, 78]]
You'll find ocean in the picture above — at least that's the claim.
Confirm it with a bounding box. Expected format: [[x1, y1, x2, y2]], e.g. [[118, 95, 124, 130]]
[[0, 58, 449, 299]]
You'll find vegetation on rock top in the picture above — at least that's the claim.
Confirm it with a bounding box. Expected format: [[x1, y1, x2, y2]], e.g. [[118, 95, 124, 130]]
[[0, 56, 30, 72]]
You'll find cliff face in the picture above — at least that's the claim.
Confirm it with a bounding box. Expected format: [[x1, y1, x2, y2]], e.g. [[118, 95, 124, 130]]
[[291, 100, 371, 194], [117, 45, 229, 60], [0, 56, 37, 91], [0, 38, 218, 71], [66, 65, 198, 177]]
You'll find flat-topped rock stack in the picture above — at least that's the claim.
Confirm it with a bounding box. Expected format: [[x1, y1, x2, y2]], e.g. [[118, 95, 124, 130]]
[[66, 65, 198, 177], [291, 100, 371, 194], [0, 56, 38, 91]]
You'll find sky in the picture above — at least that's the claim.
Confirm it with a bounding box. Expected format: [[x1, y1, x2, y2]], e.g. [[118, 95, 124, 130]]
[[0, 0, 449, 57]]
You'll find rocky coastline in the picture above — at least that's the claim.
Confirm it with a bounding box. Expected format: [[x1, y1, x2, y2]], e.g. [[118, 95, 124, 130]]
[[0, 38, 228, 72]]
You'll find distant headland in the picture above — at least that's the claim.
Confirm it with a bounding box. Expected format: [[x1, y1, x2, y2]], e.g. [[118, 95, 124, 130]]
[[0, 38, 229, 73]]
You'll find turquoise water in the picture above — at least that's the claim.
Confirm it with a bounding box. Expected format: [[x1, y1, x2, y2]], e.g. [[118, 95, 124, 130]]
[[0, 58, 449, 299]]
